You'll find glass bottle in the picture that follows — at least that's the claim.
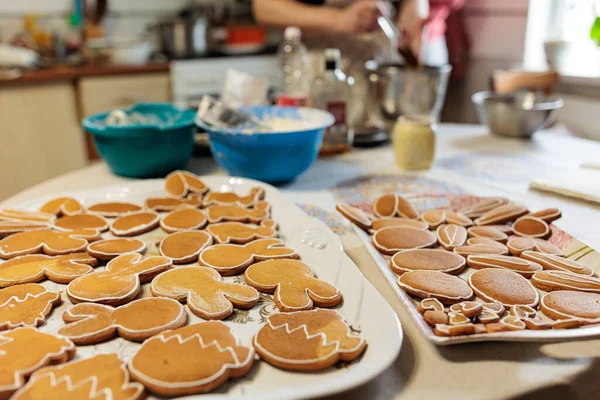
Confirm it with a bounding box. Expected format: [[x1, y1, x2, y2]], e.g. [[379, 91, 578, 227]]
[[312, 48, 353, 155]]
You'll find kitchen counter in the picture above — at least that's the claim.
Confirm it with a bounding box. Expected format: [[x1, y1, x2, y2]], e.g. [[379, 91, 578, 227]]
[[4, 124, 600, 399], [0, 62, 170, 87]]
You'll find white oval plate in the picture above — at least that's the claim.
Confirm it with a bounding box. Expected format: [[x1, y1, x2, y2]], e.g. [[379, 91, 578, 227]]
[[10, 176, 402, 399]]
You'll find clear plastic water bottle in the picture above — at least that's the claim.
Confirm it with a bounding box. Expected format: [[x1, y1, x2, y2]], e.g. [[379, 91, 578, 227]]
[[276, 26, 310, 107]]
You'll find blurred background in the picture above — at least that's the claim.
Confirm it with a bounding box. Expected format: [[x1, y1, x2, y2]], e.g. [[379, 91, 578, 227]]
[[1, 0, 600, 199]]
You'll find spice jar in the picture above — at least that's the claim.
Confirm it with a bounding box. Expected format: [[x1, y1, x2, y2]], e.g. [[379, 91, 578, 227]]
[[392, 115, 435, 170]]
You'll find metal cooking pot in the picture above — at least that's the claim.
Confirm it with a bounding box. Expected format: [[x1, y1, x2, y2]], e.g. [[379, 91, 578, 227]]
[[367, 62, 452, 122], [156, 13, 207, 58]]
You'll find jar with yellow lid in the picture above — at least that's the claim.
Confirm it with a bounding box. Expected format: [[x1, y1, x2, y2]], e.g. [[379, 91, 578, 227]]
[[392, 115, 435, 170]]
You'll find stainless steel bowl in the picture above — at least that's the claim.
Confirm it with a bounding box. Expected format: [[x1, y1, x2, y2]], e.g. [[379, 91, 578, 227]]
[[368, 63, 452, 122], [472, 91, 563, 138]]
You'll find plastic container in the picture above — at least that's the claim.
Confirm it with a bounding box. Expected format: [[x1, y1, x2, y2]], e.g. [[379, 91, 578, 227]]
[[196, 106, 334, 183], [82, 103, 196, 178], [276, 27, 310, 106]]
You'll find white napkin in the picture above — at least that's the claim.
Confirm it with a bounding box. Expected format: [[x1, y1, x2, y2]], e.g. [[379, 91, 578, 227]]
[[530, 167, 600, 204]]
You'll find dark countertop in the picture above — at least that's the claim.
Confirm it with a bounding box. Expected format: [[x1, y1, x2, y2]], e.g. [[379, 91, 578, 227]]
[[0, 63, 170, 87]]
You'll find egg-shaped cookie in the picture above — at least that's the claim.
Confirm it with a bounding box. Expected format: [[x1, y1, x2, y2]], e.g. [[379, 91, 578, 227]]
[[372, 226, 436, 255], [468, 268, 539, 307], [397, 271, 473, 304], [390, 249, 466, 275], [540, 290, 600, 321]]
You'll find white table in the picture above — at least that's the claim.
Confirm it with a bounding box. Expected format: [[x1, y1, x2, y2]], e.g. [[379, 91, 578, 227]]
[[4, 124, 600, 400]]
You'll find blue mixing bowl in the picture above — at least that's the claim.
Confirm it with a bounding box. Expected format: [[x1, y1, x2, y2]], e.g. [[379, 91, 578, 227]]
[[197, 106, 334, 183], [83, 103, 196, 178]]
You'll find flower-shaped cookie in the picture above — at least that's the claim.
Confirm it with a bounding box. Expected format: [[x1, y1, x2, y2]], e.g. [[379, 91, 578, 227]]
[[151, 266, 259, 319], [244, 259, 342, 312], [0, 253, 97, 286], [0, 283, 61, 330], [12, 354, 144, 400], [199, 238, 297, 276], [67, 253, 172, 306], [58, 297, 186, 344], [129, 322, 254, 396], [0, 230, 88, 259]]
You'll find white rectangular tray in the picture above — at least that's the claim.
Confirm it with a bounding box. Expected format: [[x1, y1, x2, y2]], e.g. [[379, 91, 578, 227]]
[[356, 224, 600, 345], [12, 176, 403, 399]]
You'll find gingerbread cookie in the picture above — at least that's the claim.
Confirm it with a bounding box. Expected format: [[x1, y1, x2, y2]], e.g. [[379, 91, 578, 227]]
[[0, 253, 97, 286], [397, 270, 473, 304], [507, 236, 535, 256], [336, 204, 372, 231], [58, 297, 186, 344], [540, 290, 600, 321], [199, 238, 297, 276], [12, 354, 144, 400], [151, 266, 259, 319], [244, 259, 341, 311], [522, 318, 553, 330], [87, 238, 146, 260], [52, 214, 109, 235], [531, 270, 600, 293], [207, 220, 277, 244], [0, 221, 46, 238], [424, 310, 449, 326], [436, 224, 467, 250], [448, 312, 470, 325], [86, 201, 143, 218], [521, 251, 594, 276], [158, 230, 213, 264], [421, 210, 446, 229], [453, 242, 509, 257], [372, 226, 436, 255], [373, 194, 419, 219], [474, 202, 528, 226], [467, 237, 507, 246], [458, 197, 508, 219], [512, 216, 550, 238], [39, 197, 83, 217], [164, 170, 209, 198], [370, 218, 428, 232], [129, 322, 254, 396], [435, 323, 482, 337], [0, 209, 56, 224], [145, 194, 203, 212], [205, 201, 271, 224], [0, 327, 75, 399], [390, 249, 466, 275], [486, 224, 513, 234], [203, 187, 265, 208], [0, 230, 88, 259], [466, 254, 543, 278], [417, 298, 444, 313], [449, 301, 483, 318], [67, 253, 171, 306], [528, 208, 561, 223], [110, 211, 160, 237], [498, 315, 526, 331], [0, 284, 60, 330], [468, 268, 539, 307], [532, 238, 563, 256], [159, 206, 207, 233], [467, 226, 508, 243], [254, 309, 366, 371], [509, 305, 537, 319]]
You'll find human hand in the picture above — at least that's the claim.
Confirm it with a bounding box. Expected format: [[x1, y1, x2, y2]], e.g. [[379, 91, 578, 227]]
[[333, 0, 379, 35], [398, 0, 428, 56]]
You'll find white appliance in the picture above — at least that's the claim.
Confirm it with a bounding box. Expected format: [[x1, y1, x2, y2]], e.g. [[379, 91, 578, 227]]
[[170, 55, 280, 109]]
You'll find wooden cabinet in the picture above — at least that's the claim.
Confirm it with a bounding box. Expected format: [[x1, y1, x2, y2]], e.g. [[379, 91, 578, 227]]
[[0, 82, 87, 200], [78, 73, 171, 116]]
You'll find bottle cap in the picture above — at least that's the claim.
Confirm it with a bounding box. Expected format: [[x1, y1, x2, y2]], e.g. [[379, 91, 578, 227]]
[[324, 48, 341, 61], [284, 26, 301, 41]]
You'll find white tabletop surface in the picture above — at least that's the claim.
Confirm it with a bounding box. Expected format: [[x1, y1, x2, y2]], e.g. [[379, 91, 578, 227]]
[[4, 124, 600, 400]]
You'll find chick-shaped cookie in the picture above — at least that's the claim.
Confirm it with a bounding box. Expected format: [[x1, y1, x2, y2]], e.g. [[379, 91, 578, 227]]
[[244, 259, 342, 312], [150, 266, 259, 320]]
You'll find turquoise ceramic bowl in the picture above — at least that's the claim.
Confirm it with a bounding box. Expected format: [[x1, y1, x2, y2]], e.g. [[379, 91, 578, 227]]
[[196, 106, 334, 183], [82, 103, 196, 178]]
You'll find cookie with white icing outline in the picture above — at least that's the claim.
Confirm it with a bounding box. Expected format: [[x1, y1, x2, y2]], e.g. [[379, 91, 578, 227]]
[[0, 230, 88, 259], [86, 238, 146, 260], [244, 259, 341, 312], [373, 194, 419, 219], [531, 270, 600, 293], [436, 224, 467, 250], [203, 187, 265, 208], [336, 204, 372, 231], [205, 201, 271, 224], [86, 202, 143, 218], [199, 238, 297, 276], [129, 322, 254, 396], [466, 254, 543, 278], [512, 216, 550, 238], [0, 209, 56, 225], [397, 270, 473, 304], [12, 353, 144, 400], [159, 206, 207, 233], [145, 194, 203, 212], [207, 220, 278, 244], [521, 251, 594, 276], [458, 197, 508, 219], [390, 249, 466, 275], [540, 290, 600, 321], [39, 197, 83, 217], [253, 309, 366, 371], [372, 226, 436, 255], [474, 202, 528, 225], [164, 170, 209, 198], [110, 211, 160, 237], [0, 253, 97, 286], [370, 218, 428, 233], [58, 297, 186, 344], [158, 230, 212, 264], [468, 268, 539, 307], [0, 284, 60, 330]]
